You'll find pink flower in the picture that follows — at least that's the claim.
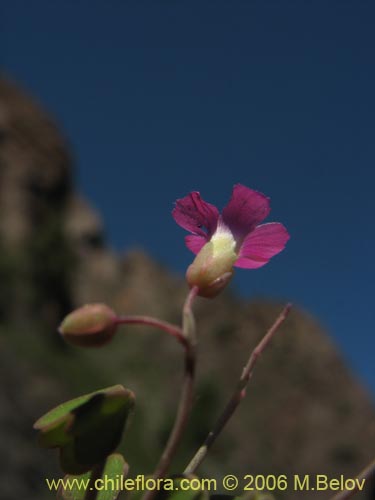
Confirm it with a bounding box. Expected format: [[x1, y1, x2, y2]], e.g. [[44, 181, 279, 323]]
[[172, 184, 289, 297]]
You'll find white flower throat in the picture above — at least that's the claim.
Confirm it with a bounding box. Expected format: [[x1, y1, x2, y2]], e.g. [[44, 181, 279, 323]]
[[210, 226, 237, 260]]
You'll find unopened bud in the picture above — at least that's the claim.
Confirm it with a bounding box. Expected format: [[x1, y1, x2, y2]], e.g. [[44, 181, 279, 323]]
[[186, 240, 236, 298], [59, 304, 118, 347]]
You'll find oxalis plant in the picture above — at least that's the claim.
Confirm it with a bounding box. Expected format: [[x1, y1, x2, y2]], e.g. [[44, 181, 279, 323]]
[[34, 185, 373, 500]]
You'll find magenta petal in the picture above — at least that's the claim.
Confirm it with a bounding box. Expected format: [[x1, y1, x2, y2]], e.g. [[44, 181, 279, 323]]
[[235, 223, 289, 269], [172, 192, 219, 237], [185, 235, 207, 254], [222, 184, 271, 238]]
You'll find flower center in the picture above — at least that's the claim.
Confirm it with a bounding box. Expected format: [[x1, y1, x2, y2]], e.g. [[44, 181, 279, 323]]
[[210, 226, 237, 260]]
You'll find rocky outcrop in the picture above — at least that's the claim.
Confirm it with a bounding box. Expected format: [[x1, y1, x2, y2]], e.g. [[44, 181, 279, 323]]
[[0, 77, 114, 330], [0, 76, 73, 328]]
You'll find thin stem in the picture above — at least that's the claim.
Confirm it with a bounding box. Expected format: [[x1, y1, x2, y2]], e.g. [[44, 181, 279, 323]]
[[116, 315, 188, 349], [184, 303, 292, 475], [329, 458, 375, 500], [142, 286, 199, 500]]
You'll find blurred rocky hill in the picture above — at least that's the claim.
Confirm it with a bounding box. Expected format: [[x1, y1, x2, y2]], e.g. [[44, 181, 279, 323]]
[[0, 76, 374, 500]]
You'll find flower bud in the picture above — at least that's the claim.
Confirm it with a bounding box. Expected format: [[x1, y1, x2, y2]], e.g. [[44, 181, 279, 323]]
[[186, 239, 236, 298], [59, 304, 118, 347]]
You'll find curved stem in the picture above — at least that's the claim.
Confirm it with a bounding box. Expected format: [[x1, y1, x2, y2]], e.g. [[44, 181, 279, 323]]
[[184, 303, 291, 475], [152, 343, 196, 477], [142, 286, 199, 500], [328, 458, 375, 500], [116, 315, 187, 348]]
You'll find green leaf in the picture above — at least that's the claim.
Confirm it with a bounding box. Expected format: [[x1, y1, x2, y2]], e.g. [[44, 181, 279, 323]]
[[57, 453, 128, 500], [36, 412, 74, 448], [34, 391, 93, 449], [67, 392, 132, 471], [34, 385, 135, 473], [59, 441, 91, 476], [34, 385, 130, 431], [34, 390, 101, 431]]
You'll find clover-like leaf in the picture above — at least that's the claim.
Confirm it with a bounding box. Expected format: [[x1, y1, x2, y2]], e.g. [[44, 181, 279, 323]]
[[34, 389, 100, 448], [34, 385, 135, 474], [57, 453, 128, 500]]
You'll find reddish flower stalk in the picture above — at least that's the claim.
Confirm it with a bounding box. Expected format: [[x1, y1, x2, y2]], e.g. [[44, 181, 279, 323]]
[[116, 315, 188, 349], [184, 303, 292, 475], [140, 286, 199, 500]]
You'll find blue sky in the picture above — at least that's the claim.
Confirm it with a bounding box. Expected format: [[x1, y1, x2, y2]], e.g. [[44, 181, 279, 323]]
[[1, 1, 374, 396]]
